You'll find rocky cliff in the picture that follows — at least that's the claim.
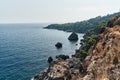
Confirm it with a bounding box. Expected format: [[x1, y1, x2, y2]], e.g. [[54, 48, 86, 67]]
[[33, 14, 120, 80]]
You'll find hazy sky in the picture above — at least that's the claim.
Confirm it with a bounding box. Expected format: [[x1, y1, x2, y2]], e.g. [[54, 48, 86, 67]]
[[0, 0, 120, 23]]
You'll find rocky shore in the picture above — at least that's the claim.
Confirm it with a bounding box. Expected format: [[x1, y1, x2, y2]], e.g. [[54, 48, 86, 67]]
[[33, 14, 120, 80], [33, 58, 84, 80]]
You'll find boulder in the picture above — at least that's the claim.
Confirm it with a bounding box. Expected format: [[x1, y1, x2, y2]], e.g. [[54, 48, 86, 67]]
[[68, 32, 78, 41], [48, 56, 53, 63], [55, 42, 62, 48]]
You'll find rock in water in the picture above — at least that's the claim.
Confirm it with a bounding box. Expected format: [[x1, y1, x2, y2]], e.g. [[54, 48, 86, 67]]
[[48, 56, 53, 63], [55, 42, 62, 48], [68, 32, 78, 41]]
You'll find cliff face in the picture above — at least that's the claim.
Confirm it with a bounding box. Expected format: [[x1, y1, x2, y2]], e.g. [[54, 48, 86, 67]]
[[33, 15, 120, 80], [84, 27, 120, 80], [83, 14, 120, 80]]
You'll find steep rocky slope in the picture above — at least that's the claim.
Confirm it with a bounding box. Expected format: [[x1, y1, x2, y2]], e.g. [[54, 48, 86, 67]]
[[83, 15, 120, 80], [33, 15, 120, 80], [85, 26, 120, 80]]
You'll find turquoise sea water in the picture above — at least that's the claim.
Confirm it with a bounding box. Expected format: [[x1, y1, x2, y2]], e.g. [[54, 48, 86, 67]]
[[0, 24, 83, 80]]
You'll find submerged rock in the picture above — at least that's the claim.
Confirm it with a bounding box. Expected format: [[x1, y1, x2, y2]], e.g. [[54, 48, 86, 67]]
[[68, 32, 78, 41], [55, 42, 62, 48]]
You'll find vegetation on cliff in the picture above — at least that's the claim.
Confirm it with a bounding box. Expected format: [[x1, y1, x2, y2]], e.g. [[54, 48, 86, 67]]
[[75, 20, 108, 59]]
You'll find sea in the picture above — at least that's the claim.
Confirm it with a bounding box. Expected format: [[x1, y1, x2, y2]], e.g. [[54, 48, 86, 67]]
[[0, 24, 84, 80]]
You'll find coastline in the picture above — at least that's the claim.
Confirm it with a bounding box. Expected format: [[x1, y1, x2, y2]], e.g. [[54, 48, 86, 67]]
[[32, 14, 120, 80]]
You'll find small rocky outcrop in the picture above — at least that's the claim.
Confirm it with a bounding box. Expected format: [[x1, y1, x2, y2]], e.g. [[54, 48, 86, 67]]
[[68, 32, 78, 41], [56, 55, 69, 60], [55, 42, 62, 48]]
